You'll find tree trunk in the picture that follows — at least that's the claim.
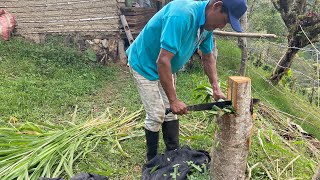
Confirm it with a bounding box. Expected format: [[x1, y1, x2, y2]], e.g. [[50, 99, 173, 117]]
[[211, 76, 253, 180], [270, 39, 300, 84], [269, 0, 320, 84]]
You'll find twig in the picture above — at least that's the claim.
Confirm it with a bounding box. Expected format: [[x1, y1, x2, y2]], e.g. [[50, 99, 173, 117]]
[[261, 163, 274, 180], [279, 155, 300, 177], [246, 162, 260, 180], [299, 25, 320, 53]]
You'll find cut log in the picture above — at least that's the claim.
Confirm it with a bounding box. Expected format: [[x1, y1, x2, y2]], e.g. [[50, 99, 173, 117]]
[[211, 76, 253, 180]]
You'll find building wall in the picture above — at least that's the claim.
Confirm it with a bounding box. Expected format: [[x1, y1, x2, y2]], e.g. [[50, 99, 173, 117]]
[[1, 0, 121, 41]]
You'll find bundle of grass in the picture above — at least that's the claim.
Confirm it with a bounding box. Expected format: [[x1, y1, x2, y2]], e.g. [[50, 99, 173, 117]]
[[0, 108, 144, 180]]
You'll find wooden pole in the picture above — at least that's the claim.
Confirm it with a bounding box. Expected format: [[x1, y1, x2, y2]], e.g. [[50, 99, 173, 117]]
[[317, 52, 319, 108], [238, 9, 248, 76], [213, 30, 277, 38], [211, 76, 253, 180], [118, 39, 128, 65], [120, 15, 134, 45]]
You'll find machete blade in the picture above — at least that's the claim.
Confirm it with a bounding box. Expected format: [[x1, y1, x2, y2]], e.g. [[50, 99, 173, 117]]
[[165, 101, 232, 115], [187, 101, 232, 111]]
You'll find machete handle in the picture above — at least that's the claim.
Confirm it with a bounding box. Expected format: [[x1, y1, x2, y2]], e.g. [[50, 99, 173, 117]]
[[165, 108, 172, 115]]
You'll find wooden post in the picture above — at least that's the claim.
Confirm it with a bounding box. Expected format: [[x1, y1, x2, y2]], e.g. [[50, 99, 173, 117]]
[[213, 30, 277, 38], [120, 15, 134, 45], [238, 10, 248, 76], [211, 76, 253, 180], [118, 39, 128, 65]]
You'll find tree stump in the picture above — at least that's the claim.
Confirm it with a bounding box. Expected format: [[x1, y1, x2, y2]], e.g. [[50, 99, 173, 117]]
[[211, 76, 253, 180]]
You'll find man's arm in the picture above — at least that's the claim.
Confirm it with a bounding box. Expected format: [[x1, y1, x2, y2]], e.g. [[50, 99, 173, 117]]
[[157, 48, 187, 115], [202, 53, 226, 100]]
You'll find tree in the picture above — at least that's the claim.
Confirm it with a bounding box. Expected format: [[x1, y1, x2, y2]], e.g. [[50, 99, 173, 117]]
[[269, 0, 320, 84]]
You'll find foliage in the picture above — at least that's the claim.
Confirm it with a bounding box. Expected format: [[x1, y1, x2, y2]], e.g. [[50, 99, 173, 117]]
[[269, 0, 320, 84], [192, 83, 213, 103], [0, 109, 143, 179], [248, 0, 287, 38]]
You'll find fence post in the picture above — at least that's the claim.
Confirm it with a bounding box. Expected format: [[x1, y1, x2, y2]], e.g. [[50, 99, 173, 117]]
[[238, 10, 248, 76], [211, 76, 253, 180]]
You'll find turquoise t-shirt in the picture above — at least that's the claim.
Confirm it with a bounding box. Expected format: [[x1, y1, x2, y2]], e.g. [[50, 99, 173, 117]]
[[126, 0, 214, 80]]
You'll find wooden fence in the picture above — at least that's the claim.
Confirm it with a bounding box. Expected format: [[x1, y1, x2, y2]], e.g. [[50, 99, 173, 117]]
[[1, 0, 122, 41]]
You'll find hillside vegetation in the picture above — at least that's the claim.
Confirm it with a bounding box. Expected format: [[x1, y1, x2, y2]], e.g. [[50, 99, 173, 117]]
[[0, 37, 319, 179]]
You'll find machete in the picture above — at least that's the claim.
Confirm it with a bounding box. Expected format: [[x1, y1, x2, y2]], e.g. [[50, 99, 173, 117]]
[[165, 101, 232, 115], [165, 98, 260, 115]]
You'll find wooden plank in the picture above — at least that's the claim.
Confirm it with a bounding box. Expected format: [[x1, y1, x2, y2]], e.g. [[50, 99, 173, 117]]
[[125, 13, 154, 22], [120, 15, 134, 44], [1, 0, 113, 8], [1, 1, 116, 12], [5, 6, 117, 15], [16, 28, 119, 34], [17, 17, 119, 27], [120, 7, 156, 13], [16, 23, 119, 33], [16, 12, 119, 22]]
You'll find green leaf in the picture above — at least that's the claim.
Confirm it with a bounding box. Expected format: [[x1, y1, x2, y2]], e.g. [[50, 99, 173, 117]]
[[150, 165, 159, 174], [212, 105, 221, 111]]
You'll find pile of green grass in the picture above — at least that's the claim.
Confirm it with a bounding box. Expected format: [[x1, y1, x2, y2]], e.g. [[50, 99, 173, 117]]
[[0, 108, 143, 179]]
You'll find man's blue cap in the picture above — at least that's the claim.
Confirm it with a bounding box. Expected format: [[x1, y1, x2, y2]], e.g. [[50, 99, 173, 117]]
[[222, 0, 247, 32]]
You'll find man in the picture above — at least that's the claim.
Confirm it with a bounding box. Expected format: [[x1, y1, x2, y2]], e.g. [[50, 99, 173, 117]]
[[126, 0, 247, 161]]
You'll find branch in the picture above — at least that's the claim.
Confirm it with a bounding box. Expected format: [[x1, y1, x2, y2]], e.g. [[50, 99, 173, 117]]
[[299, 25, 320, 52], [307, 13, 320, 25], [213, 30, 277, 38], [279, 0, 289, 13], [270, 0, 280, 11]]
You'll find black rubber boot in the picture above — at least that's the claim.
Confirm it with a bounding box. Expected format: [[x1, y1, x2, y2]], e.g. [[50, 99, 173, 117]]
[[145, 128, 159, 161], [162, 120, 179, 152]]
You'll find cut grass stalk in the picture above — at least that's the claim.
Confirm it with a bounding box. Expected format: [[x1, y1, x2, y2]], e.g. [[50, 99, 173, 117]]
[[0, 108, 143, 180]]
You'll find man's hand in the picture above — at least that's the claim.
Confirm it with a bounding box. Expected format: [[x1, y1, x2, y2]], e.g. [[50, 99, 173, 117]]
[[213, 89, 226, 101], [170, 99, 188, 115]]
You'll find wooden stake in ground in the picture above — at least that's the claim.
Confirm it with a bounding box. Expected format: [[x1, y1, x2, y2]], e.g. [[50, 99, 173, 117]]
[[118, 39, 128, 65], [211, 76, 253, 180], [238, 11, 248, 76]]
